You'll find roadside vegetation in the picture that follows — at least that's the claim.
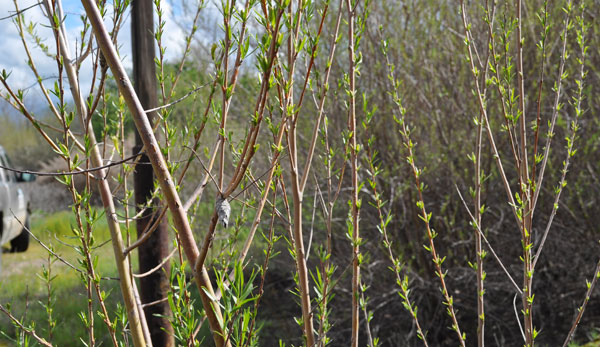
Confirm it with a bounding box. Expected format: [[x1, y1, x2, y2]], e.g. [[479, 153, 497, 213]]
[[0, 211, 121, 346]]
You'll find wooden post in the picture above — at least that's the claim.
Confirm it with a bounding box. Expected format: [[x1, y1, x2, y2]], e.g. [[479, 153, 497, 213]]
[[131, 0, 174, 345]]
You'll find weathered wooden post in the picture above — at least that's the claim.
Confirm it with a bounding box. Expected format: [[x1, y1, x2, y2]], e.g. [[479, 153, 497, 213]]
[[131, 0, 174, 344]]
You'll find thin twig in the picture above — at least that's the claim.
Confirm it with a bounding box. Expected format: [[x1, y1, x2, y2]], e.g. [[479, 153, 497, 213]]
[[144, 82, 210, 114], [0, 304, 52, 346], [131, 279, 153, 347], [11, 210, 118, 281], [184, 145, 221, 193], [140, 297, 169, 309], [306, 189, 317, 262], [532, 3, 573, 212], [513, 293, 526, 343], [123, 142, 219, 256], [182, 140, 220, 212], [0, 2, 42, 21], [459, 0, 520, 226], [562, 256, 600, 347], [455, 187, 523, 295], [0, 153, 142, 177], [133, 247, 177, 278]]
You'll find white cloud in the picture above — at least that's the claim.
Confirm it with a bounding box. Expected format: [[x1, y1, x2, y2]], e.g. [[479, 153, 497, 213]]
[[0, 0, 188, 111], [0, 0, 58, 91]]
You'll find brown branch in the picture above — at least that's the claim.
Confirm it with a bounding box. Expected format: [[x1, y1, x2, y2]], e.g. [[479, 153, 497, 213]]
[[299, 0, 341, 193], [346, 0, 360, 345], [455, 188, 523, 295], [124, 143, 219, 256], [78, 0, 228, 345], [0, 304, 52, 346], [0, 1, 41, 21], [562, 258, 600, 347], [133, 247, 176, 278], [122, 207, 168, 256]]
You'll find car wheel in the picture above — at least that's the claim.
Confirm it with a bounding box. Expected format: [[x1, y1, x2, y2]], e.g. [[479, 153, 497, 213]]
[[10, 216, 30, 253]]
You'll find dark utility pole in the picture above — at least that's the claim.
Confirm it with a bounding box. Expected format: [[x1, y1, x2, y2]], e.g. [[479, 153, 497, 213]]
[[131, 0, 174, 345]]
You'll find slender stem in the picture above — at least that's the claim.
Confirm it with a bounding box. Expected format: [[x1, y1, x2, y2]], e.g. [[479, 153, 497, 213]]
[[530, 1, 549, 219], [472, 2, 498, 343], [364, 118, 429, 344], [218, 0, 231, 191], [532, 2, 573, 212], [515, 1, 535, 343], [297, 0, 335, 192], [532, 0, 582, 272], [385, 44, 465, 347], [244, 184, 279, 347], [0, 305, 52, 347], [346, 1, 360, 346], [44, 0, 146, 344], [562, 259, 600, 347], [280, 1, 317, 345], [474, 51, 486, 347], [455, 188, 522, 295]]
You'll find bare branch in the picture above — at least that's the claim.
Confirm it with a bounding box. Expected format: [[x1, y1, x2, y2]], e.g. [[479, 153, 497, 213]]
[[0, 304, 52, 346], [144, 82, 211, 114], [0, 153, 142, 177], [133, 248, 177, 278], [455, 187, 523, 295], [0, 2, 42, 21]]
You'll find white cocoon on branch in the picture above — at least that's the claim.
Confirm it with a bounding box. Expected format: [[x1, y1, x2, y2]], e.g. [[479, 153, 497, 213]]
[[216, 196, 231, 228]]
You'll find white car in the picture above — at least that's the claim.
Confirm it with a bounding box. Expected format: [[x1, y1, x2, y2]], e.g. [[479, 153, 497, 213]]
[[0, 145, 35, 267]]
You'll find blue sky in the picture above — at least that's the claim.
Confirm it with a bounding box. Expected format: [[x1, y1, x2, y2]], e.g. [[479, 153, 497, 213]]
[[0, 0, 190, 111]]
